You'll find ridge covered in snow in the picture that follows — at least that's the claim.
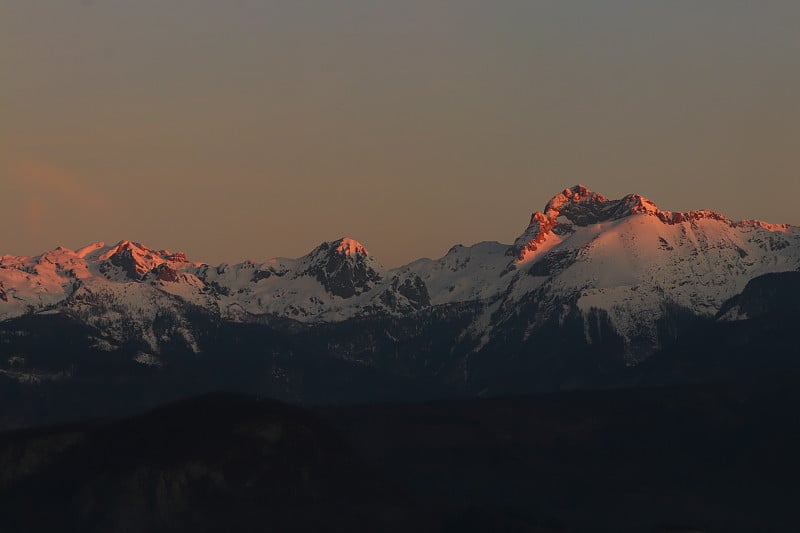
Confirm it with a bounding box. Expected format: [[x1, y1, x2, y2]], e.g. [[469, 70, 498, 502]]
[[509, 185, 788, 263], [1, 185, 799, 357]]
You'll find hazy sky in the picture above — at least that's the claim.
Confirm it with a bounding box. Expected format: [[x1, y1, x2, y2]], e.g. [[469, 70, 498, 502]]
[[3, 1, 799, 267]]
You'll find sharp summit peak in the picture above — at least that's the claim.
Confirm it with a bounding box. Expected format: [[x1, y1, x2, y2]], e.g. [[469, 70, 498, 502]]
[[334, 237, 369, 256]]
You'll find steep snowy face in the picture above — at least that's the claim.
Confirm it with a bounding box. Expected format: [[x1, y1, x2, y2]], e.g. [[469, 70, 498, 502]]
[[507, 184, 793, 266], [510, 185, 609, 262], [496, 185, 800, 357], [509, 186, 690, 263]]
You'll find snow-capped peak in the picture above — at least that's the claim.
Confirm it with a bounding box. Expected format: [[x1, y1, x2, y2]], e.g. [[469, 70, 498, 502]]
[[304, 238, 372, 264], [510, 185, 606, 262], [299, 238, 383, 298], [335, 237, 369, 256], [541, 184, 607, 219], [75, 242, 106, 258], [97, 240, 193, 280], [1, 184, 797, 359], [508, 185, 790, 264], [539, 185, 666, 227]]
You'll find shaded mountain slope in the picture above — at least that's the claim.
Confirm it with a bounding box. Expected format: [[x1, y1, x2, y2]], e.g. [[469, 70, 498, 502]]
[[3, 381, 800, 532], [0, 393, 425, 533]]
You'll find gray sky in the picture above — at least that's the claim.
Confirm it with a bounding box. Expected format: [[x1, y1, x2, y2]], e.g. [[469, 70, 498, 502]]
[[2, 0, 799, 266]]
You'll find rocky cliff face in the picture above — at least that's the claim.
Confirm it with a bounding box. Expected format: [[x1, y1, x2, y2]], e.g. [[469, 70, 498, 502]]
[[302, 238, 383, 298]]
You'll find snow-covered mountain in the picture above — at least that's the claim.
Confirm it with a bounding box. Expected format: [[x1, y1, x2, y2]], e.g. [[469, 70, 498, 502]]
[[493, 185, 800, 358], [2, 185, 799, 361], [3, 185, 800, 427]]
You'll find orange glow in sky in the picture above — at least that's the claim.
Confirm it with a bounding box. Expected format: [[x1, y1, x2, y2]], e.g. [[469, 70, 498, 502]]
[[2, 1, 799, 266]]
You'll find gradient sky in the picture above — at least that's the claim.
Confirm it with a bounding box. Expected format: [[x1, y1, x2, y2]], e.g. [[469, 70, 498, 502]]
[[2, 1, 799, 267]]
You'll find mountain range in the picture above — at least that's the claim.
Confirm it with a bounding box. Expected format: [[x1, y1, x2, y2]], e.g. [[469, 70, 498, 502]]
[[2, 185, 799, 428]]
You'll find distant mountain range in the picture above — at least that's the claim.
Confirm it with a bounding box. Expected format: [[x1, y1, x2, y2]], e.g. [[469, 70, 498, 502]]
[[2, 185, 799, 428]]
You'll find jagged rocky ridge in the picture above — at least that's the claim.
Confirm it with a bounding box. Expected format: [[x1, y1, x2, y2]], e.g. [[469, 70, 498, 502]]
[[1, 185, 799, 412]]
